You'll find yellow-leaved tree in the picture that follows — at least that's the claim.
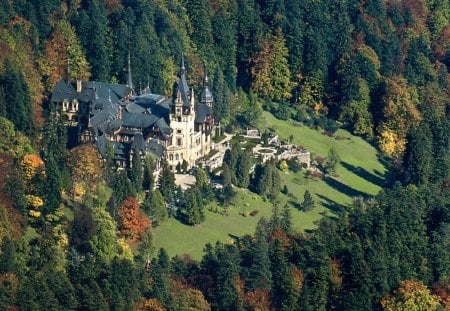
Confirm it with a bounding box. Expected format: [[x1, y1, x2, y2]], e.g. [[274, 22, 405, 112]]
[[67, 144, 102, 197], [380, 280, 441, 311], [251, 28, 293, 101], [39, 19, 91, 92], [377, 77, 421, 158]]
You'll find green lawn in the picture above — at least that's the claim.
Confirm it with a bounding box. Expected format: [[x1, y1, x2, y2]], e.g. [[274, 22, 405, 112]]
[[260, 112, 386, 196], [152, 112, 386, 260]]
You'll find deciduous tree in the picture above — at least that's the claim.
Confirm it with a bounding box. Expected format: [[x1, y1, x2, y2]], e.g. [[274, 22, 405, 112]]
[[118, 197, 150, 239]]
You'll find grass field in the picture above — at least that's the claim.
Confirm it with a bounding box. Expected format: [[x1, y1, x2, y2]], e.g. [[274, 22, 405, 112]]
[[152, 112, 386, 260]]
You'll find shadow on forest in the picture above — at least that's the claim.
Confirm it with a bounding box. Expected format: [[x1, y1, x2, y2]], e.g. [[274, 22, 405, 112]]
[[341, 161, 385, 188], [324, 175, 370, 199], [316, 193, 346, 215]]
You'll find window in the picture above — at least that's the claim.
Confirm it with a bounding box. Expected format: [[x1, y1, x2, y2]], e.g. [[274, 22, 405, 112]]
[[169, 154, 173, 161], [177, 129, 182, 134], [175, 154, 179, 161], [177, 138, 182, 146]]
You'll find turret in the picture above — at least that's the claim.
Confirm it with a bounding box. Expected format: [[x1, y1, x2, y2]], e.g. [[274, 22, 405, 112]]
[[200, 66, 213, 108], [127, 50, 134, 93]]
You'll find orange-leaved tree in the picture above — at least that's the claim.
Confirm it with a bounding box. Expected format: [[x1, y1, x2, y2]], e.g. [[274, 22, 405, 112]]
[[119, 197, 150, 239]]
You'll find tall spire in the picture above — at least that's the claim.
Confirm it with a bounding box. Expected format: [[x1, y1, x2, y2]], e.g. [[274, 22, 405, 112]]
[[67, 58, 71, 83], [181, 52, 186, 75], [204, 63, 209, 85], [127, 50, 133, 90]]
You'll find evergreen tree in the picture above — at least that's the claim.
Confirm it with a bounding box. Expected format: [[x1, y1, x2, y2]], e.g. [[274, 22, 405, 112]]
[[302, 190, 314, 212], [129, 146, 143, 193], [0, 59, 35, 136], [325, 147, 341, 175], [281, 204, 292, 233], [142, 189, 167, 227], [222, 163, 235, 205], [213, 4, 238, 90], [235, 151, 251, 188], [151, 248, 172, 307], [158, 161, 176, 202], [403, 124, 433, 185], [244, 218, 272, 291], [76, 0, 112, 81], [211, 243, 243, 311], [270, 240, 300, 311], [41, 152, 62, 215], [142, 156, 155, 191], [112, 170, 134, 207], [212, 70, 231, 120], [180, 186, 205, 225]]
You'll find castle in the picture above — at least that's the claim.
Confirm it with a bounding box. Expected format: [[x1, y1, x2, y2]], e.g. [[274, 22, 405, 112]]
[[50, 57, 215, 173]]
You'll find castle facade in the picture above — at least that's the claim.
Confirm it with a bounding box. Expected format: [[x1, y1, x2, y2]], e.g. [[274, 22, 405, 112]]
[[50, 59, 214, 173]]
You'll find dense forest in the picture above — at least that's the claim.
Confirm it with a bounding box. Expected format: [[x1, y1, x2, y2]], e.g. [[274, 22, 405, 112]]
[[0, 0, 449, 310]]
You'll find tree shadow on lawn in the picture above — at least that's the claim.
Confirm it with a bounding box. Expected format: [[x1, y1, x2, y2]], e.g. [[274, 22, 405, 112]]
[[341, 161, 385, 188], [289, 200, 302, 210], [316, 193, 346, 216], [324, 175, 371, 199]]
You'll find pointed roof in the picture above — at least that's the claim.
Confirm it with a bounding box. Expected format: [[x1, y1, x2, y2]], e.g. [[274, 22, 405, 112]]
[[127, 50, 134, 92], [200, 66, 213, 106], [176, 54, 191, 107]]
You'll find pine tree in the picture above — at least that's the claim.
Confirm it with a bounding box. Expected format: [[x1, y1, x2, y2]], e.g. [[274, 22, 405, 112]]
[[158, 161, 176, 202], [76, 0, 112, 81], [181, 186, 205, 225], [129, 146, 143, 193], [235, 151, 251, 188], [142, 156, 155, 191], [403, 124, 433, 184], [0, 59, 35, 136], [325, 147, 341, 176], [222, 163, 235, 205], [281, 204, 292, 233], [142, 189, 167, 227], [302, 190, 314, 212]]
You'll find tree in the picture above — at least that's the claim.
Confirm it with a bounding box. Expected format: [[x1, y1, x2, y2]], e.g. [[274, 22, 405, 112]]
[[302, 190, 314, 212], [251, 29, 292, 101], [40, 19, 90, 91], [87, 206, 118, 264], [222, 163, 235, 205], [67, 144, 102, 196], [142, 156, 155, 191], [158, 161, 175, 202], [118, 197, 150, 239], [380, 280, 440, 311], [151, 248, 172, 307], [142, 189, 167, 227], [325, 147, 340, 176], [129, 146, 143, 193], [111, 170, 135, 207], [76, 0, 112, 81], [377, 77, 421, 158], [235, 151, 251, 188], [238, 89, 262, 127], [403, 124, 433, 184], [0, 59, 35, 136], [210, 243, 243, 311], [270, 240, 301, 310], [280, 204, 292, 233], [180, 187, 205, 226]]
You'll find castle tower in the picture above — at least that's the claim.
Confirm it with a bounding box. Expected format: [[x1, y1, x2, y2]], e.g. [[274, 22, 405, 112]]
[[167, 55, 197, 170], [200, 67, 213, 108]]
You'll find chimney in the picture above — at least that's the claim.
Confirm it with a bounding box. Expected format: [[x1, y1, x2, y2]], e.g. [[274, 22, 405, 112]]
[[77, 80, 82, 93]]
